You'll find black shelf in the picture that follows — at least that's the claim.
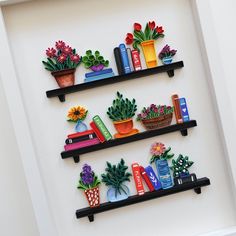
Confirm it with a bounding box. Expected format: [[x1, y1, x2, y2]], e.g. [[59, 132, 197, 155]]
[[46, 61, 184, 102], [76, 177, 210, 222], [61, 120, 197, 163]]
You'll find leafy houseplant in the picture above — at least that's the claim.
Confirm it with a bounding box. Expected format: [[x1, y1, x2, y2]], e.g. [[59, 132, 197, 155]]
[[101, 159, 132, 202], [125, 21, 165, 68], [77, 164, 101, 208], [150, 142, 174, 189], [107, 91, 139, 138], [137, 104, 174, 130], [82, 50, 109, 72], [42, 40, 82, 88], [158, 44, 177, 65]]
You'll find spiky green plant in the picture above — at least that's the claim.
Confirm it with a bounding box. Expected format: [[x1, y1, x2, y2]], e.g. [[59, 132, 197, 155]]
[[82, 50, 109, 69], [101, 159, 132, 196], [107, 91, 137, 121], [170, 154, 194, 178]]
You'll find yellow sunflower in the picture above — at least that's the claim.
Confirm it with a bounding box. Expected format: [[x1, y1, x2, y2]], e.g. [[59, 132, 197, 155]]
[[67, 106, 88, 122]]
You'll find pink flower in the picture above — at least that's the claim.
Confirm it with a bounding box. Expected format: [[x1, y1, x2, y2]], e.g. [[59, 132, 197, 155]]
[[62, 46, 72, 55], [150, 142, 166, 156], [57, 54, 67, 63], [70, 54, 80, 63], [46, 47, 56, 58], [55, 40, 65, 50]]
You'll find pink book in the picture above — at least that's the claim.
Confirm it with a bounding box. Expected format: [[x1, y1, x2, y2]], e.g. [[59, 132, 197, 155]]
[[64, 138, 100, 151]]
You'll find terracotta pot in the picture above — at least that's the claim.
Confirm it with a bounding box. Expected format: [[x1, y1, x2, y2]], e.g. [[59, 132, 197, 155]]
[[113, 118, 134, 135], [141, 113, 173, 130], [84, 187, 100, 208], [140, 40, 158, 68], [51, 68, 75, 88]]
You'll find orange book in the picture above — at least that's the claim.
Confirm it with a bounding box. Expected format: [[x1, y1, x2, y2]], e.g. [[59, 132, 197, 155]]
[[172, 94, 183, 124]]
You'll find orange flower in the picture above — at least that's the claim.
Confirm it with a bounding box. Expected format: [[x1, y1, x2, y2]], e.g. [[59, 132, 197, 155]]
[[67, 106, 88, 122]]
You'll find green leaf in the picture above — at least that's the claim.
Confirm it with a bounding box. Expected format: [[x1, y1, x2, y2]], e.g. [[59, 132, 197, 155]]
[[144, 23, 151, 40], [82, 56, 89, 63], [86, 50, 92, 56], [134, 30, 144, 42]]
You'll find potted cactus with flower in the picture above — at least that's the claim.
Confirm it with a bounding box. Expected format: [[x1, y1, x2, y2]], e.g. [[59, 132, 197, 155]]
[[158, 44, 177, 65], [150, 142, 174, 189], [101, 159, 132, 202], [77, 164, 101, 208], [125, 21, 164, 68], [137, 104, 174, 130], [42, 40, 82, 88], [107, 91, 139, 138]]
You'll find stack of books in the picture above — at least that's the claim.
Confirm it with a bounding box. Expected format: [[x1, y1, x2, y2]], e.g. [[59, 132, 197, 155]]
[[114, 43, 142, 75], [64, 115, 112, 151], [84, 68, 114, 83]]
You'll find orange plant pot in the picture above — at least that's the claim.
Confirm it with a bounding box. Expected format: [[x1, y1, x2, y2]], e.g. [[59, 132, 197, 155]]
[[84, 187, 100, 208], [140, 40, 158, 68], [51, 68, 75, 88], [113, 118, 134, 135]]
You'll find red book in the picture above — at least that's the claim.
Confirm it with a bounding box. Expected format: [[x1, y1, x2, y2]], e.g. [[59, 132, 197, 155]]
[[68, 129, 94, 139], [132, 163, 145, 195], [131, 50, 142, 71], [139, 166, 155, 192], [172, 94, 183, 124], [64, 138, 100, 151], [90, 122, 106, 143]]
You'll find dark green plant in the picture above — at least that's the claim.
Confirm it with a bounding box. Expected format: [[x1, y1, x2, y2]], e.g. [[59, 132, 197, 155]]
[[101, 159, 132, 196], [107, 91, 137, 121], [82, 50, 109, 69], [170, 154, 194, 178]]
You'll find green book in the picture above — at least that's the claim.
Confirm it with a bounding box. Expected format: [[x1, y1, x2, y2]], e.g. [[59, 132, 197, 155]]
[[92, 115, 112, 141]]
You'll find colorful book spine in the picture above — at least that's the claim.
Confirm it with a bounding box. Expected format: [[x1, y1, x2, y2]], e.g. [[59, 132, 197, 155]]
[[119, 44, 131, 74], [139, 166, 155, 192], [179, 97, 190, 122], [84, 72, 114, 83], [67, 129, 94, 139], [64, 138, 100, 151], [85, 68, 113, 78], [126, 48, 134, 72], [131, 50, 142, 71], [65, 133, 96, 144], [132, 163, 145, 195], [172, 94, 183, 124], [92, 115, 112, 141], [145, 166, 162, 190], [114, 47, 124, 75], [90, 122, 106, 143]]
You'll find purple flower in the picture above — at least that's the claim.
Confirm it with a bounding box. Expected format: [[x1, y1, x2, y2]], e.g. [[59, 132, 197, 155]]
[[81, 164, 94, 185]]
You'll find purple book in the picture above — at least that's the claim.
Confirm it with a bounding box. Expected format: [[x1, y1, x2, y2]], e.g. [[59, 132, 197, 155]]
[[64, 138, 100, 151]]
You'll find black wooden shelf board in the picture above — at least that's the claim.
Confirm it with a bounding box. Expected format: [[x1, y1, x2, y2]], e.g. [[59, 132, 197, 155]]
[[76, 177, 210, 222], [46, 61, 184, 101], [61, 120, 197, 162]]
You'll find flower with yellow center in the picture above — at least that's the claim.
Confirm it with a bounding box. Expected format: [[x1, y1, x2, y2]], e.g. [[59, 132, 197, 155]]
[[67, 106, 88, 122], [150, 142, 166, 157]]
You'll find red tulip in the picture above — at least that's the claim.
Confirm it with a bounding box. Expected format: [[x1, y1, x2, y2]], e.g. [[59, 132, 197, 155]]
[[46, 47, 56, 58], [155, 26, 164, 34], [148, 21, 155, 30], [134, 23, 142, 31], [125, 33, 133, 44]]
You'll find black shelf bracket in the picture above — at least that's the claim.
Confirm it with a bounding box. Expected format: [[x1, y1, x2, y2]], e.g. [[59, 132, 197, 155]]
[[167, 70, 174, 77], [58, 95, 65, 102], [194, 187, 201, 194], [88, 215, 94, 222], [180, 129, 188, 136], [73, 156, 80, 163]]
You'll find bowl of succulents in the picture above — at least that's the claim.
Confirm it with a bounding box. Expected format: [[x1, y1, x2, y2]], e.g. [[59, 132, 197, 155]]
[[125, 21, 164, 68], [107, 91, 139, 138], [170, 154, 196, 185], [158, 44, 177, 65], [137, 104, 174, 130], [42, 40, 82, 88], [82, 50, 109, 72], [77, 164, 101, 208], [101, 158, 132, 202]]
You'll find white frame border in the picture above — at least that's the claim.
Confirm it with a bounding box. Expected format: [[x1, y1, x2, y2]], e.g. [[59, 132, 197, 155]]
[[0, 1, 235, 235]]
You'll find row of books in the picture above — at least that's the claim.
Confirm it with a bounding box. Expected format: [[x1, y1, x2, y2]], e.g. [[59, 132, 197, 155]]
[[64, 115, 112, 151], [84, 68, 115, 83], [114, 44, 142, 75]]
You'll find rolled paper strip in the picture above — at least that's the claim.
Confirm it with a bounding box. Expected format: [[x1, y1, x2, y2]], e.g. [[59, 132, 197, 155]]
[[145, 165, 162, 190], [139, 166, 155, 192], [132, 163, 145, 195]]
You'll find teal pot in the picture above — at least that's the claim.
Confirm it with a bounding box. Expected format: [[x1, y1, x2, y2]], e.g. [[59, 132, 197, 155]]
[[161, 56, 173, 65], [107, 185, 130, 202]]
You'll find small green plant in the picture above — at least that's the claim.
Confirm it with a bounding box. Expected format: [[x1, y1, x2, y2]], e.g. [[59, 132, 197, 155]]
[[82, 50, 109, 69], [101, 159, 132, 195], [170, 154, 194, 178], [107, 91, 137, 121]]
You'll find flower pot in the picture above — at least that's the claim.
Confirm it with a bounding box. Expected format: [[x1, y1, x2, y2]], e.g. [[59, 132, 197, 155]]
[[140, 40, 158, 68], [161, 56, 173, 65], [75, 120, 88, 133], [141, 113, 173, 130], [107, 184, 130, 202], [113, 119, 139, 138], [51, 68, 75, 88], [90, 64, 104, 72], [155, 159, 173, 189], [84, 187, 100, 208]]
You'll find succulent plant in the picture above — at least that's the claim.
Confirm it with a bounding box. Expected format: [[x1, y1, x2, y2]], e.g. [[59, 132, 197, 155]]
[[107, 91, 137, 121], [101, 159, 132, 195]]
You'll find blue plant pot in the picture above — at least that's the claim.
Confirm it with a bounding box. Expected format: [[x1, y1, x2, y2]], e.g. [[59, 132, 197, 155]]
[[75, 120, 88, 133], [155, 159, 173, 189], [107, 185, 130, 202], [162, 56, 173, 65]]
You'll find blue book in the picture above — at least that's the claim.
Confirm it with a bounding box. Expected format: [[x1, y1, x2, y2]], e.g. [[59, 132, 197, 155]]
[[145, 166, 162, 190], [84, 72, 114, 83], [119, 44, 131, 74], [179, 97, 190, 122], [85, 68, 113, 78]]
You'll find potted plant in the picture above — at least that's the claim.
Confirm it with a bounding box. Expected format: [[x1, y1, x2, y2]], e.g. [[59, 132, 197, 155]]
[[125, 21, 164, 68], [82, 50, 109, 72], [107, 91, 139, 138], [42, 40, 82, 88], [101, 158, 132, 202], [150, 142, 174, 189], [170, 154, 196, 185], [137, 104, 174, 130], [67, 105, 88, 132], [77, 164, 101, 208], [158, 44, 177, 65]]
